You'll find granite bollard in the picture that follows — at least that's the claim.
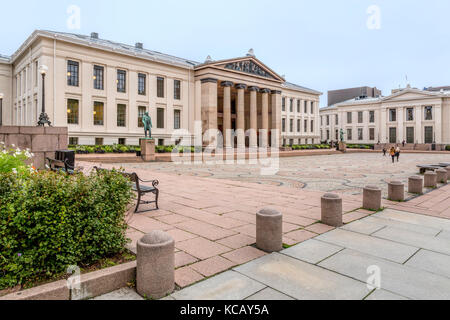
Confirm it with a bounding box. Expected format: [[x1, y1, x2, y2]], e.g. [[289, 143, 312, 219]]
[[388, 181, 405, 202], [256, 209, 283, 253], [136, 231, 174, 299], [408, 176, 423, 194], [424, 171, 437, 188], [321, 193, 343, 227], [436, 169, 448, 184], [363, 185, 382, 211]]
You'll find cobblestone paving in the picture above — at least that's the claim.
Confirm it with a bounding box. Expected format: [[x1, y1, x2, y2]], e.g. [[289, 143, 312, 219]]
[[114, 153, 450, 197]]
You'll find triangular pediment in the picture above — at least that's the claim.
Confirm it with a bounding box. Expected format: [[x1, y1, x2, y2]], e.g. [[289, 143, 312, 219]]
[[382, 89, 441, 102], [196, 56, 284, 82]]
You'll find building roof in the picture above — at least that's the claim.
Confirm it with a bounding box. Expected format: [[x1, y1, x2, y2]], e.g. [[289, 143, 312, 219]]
[[283, 81, 322, 95], [0, 54, 10, 63], [11, 30, 200, 69]]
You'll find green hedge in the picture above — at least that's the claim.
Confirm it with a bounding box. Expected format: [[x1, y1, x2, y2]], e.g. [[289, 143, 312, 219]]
[[291, 144, 331, 150], [69, 145, 140, 154], [0, 169, 133, 289], [446, 145, 450, 151], [346, 144, 374, 150]]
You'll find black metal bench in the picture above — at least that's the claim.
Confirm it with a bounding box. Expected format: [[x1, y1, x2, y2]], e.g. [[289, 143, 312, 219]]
[[94, 167, 159, 213], [46, 157, 78, 175], [417, 165, 441, 174]]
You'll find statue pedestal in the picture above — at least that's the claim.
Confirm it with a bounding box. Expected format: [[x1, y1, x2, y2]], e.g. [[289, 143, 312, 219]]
[[140, 138, 156, 162], [339, 142, 347, 153]]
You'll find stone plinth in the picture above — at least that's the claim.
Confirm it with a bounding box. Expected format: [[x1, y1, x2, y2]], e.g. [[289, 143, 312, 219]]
[[363, 185, 382, 211], [256, 209, 283, 253], [436, 169, 448, 184], [408, 176, 423, 194], [338, 142, 347, 153], [140, 138, 156, 162], [424, 171, 437, 188], [137, 231, 174, 299], [446, 167, 450, 181], [0, 126, 68, 169], [321, 193, 343, 227], [388, 181, 405, 202]]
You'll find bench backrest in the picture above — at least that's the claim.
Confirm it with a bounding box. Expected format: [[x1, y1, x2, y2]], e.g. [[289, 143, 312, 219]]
[[94, 167, 140, 188]]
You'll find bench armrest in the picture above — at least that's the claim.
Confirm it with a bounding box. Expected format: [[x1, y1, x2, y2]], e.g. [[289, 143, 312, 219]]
[[138, 178, 159, 187]]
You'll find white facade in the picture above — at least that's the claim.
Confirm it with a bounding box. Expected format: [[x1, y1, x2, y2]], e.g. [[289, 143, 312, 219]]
[[320, 87, 450, 146]]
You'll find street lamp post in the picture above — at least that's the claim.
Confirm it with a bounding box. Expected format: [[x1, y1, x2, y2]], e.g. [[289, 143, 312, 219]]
[[37, 65, 51, 127], [0, 93, 3, 126]]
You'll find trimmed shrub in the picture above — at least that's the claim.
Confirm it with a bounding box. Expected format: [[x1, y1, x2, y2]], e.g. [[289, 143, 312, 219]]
[[0, 169, 133, 289], [446, 145, 450, 151]]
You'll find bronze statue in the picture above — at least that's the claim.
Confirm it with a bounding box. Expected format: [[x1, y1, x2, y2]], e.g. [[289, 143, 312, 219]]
[[142, 112, 152, 138], [340, 128, 345, 142]]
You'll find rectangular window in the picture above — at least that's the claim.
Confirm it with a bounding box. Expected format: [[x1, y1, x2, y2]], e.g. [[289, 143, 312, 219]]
[[93, 65, 104, 90], [369, 111, 375, 123], [369, 128, 375, 141], [67, 60, 79, 86], [406, 108, 414, 121], [138, 106, 147, 128], [158, 139, 164, 146], [358, 111, 363, 123], [174, 110, 181, 129], [389, 127, 397, 143], [95, 138, 103, 146], [117, 70, 126, 93], [290, 119, 293, 132], [297, 119, 301, 132], [347, 129, 352, 140], [93, 101, 104, 126], [282, 98, 286, 112], [174, 80, 181, 100], [335, 130, 339, 140], [304, 101, 308, 114], [138, 73, 146, 95], [69, 137, 78, 145], [347, 112, 352, 124], [406, 127, 414, 144], [34, 61, 38, 86], [311, 120, 314, 133], [424, 126, 433, 143], [290, 99, 293, 112], [117, 104, 126, 127], [389, 109, 397, 122], [425, 106, 433, 120], [157, 77, 165, 98], [326, 130, 330, 140], [326, 115, 330, 126], [297, 100, 300, 113], [282, 118, 286, 132], [358, 128, 363, 141], [67, 99, 79, 124], [118, 138, 126, 145], [335, 115, 339, 125], [157, 108, 165, 128], [311, 102, 314, 114], [304, 120, 308, 132]]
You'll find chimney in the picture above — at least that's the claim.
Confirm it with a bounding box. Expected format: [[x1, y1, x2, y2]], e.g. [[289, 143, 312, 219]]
[[91, 32, 99, 39], [135, 42, 144, 49]]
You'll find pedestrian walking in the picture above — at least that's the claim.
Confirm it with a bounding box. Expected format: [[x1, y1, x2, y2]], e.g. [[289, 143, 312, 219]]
[[390, 147, 396, 163], [395, 145, 401, 162], [382, 147, 387, 157]]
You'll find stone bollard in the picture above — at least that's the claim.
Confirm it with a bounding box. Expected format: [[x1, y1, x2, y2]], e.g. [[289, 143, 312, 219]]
[[321, 193, 343, 227], [446, 167, 450, 181], [137, 231, 174, 300], [424, 171, 437, 188], [436, 169, 448, 184], [363, 185, 382, 211], [256, 209, 283, 253], [388, 181, 405, 202], [409, 176, 423, 194]]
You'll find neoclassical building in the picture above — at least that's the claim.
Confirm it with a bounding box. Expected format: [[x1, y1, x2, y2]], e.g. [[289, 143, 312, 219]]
[[320, 86, 450, 147], [0, 30, 321, 147]]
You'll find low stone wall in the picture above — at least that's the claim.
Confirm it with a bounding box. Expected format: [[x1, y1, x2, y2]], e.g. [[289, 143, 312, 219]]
[[0, 126, 68, 169], [374, 143, 447, 151]]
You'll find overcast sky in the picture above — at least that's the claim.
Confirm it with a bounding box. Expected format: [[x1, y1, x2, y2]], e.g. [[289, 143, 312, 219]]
[[1, 0, 449, 106]]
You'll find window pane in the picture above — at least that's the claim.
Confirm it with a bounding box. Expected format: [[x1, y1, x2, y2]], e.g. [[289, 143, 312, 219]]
[[425, 106, 433, 120], [369, 128, 375, 141], [174, 80, 181, 100], [67, 60, 79, 86], [389, 109, 397, 122], [297, 119, 300, 132], [94, 65, 104, 90], [157, 108, 165, 128], [138, 106, 147, 128], [347, 112, 352, 124], [290, 119, 293, 132], [117, 104, 126, 127], [369, 111, 375, 123], [282, 118, 286, 132], [304, 101, 308, 113], [358, 128, 363, 140], [95, 138, 103, 146], [174, 109, 181, 129], [424, 126, 433, 143], [304, 120, 307, 132], [310, 120, 314, 132], [157, 77, 165, 98], [407, 108, 414, 121], [93, 102, 104, 125], [138, 73, 146, 95], [67, 99, 79, 124], [358, 112, 363, 123], [290, 99, 293, 112], [117, 70, 126, 93], [118, 138, 126, 145], [311, 102, 314, 114], [406, 127, 414, 143], [69, 137, 78, 145], [347, 129, 352, 140], [389, 127, 397, 143], [282, 98, 286, 111]]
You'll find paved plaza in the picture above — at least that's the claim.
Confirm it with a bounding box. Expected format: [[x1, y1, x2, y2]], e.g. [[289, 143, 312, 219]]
[[113, 152, 450, 197]]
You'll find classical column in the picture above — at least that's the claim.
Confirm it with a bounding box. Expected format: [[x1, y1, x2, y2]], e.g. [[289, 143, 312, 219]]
[[397, 107, 404, 143], [380, 107, 387, 143], [221, 81, 233, 149], [435, 104, 442, 144], [261, 88, 270, 148], [249, 86, 259, 149], [236, 84, 247, 149], [415, 105, 422, 144], [201, 78, 218, 147], [271, 90, 282, 148]]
